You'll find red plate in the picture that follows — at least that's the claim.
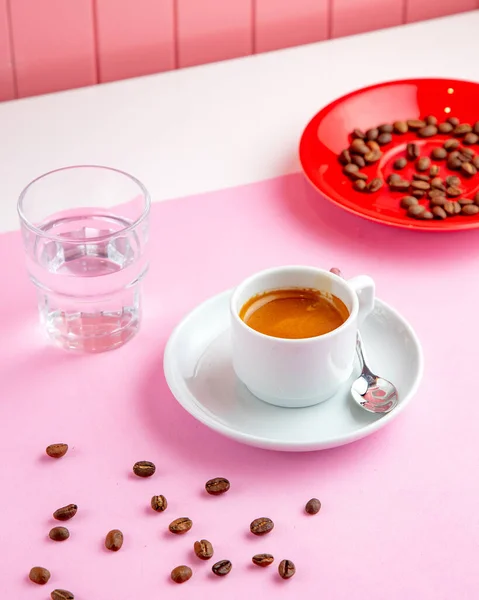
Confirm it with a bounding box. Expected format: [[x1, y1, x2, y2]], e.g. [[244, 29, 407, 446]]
[[299, 78, 479, 231]]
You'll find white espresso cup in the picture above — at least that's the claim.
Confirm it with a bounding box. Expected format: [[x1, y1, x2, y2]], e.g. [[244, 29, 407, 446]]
[[230, 266, 375, 408]]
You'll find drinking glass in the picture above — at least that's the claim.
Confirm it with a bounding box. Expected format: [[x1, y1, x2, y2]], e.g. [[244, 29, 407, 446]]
[[18, 166, 150, 352]]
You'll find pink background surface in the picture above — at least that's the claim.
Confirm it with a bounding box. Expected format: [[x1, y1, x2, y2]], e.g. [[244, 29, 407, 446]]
[[1, 1, 478, 101], [2, 173, 479, 598]]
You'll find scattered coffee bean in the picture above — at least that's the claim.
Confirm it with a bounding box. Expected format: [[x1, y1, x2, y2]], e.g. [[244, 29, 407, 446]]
[[412, 190, 425, 199], [367, 178, 383, 193], [400, 196, 418, 209], [343, 164, 358, 177], [387, 172, 401, 183], [51, 591, 74, 600], [444, 201, 461, 216], [459, 198, 474, 205], [432, 206, 447, 219], [447, 116, 460, 127], [393, 121, 408, 134], [407, 205, 426, 219], [429, 188, 446, 198], [105, 529, 124, 551], [377, 132, 392, 145], [366, 128, 379, 140], [205, 477, 230, 495], [462, 147, 475, 159], [446, 175, 461, 187], [364, 150, 382, 164], [29, 566, 51, 585], [464, 132, 479, 145], [53, 504, 77, 521], [461, 162, 477, 177], [393, 157, 407, 170], [212, 560, 232, 577], [389, 179, 410, 191], [406, 142, 420, 160], [151, 495, 168, 512], [407, 119, 426, 130], [252, 554, 274, 567], [171, 566, 193, 584], [416, 157, 430, 171], [447, 156, 462, 170], [447, 186, 462, 197], [462, 204, 479, 215], [438, 122, 454, 134], [278, 560, 296, 580], [353, 179, 367, 192], [49, 527, 69, 542], [338, 149, 352, 165], [411, 180, 430, 191], [350, 139, 369, 155], [46, 443, 68, 459], [425, 115, 438, 126], [454, 123, 472, 136], [250, 517, 274, 536], [412, 173, 430, 182], [351, 154, 366, 168], [378, 123, 393, 133], [429, 165, 440, 177], [444, 139, 460, 151], [305, 498, 321, 514], [475, 192, 479, 205], [133, 461, 156, 477], [352, 128, 366, 139], [352, 172, 368, 181], [169, 517, 193, 535], [431, 147, 447, 160], [194, 539, 214, 560], [473, 121, 479, 135], [418, 125, 437, 138], [430, 195, 447, 207], [431, 177, 446, 191], [423, 211, 433, 220]]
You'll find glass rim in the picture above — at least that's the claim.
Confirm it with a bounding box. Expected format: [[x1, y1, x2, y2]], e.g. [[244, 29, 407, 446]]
[[17, 165, 151, 243]]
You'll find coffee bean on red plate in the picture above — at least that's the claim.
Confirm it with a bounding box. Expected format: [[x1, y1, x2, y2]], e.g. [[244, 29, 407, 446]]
[[53, 504, 77, 521], [205, 477, 230, 495], [105, 529, 124, 551], [212, 560, 232, 577], [432, 206, 447, 219], [51, 590, 74, 600], [407, 143, 420, 160], [412, 174, 430, 182], [407, 205, 426, 219], [338, 149, 352, 165], [343, 164, 359, 177], [400, 196, 418, 208], [393, 120, 408, 134], [475, 192, 479, 205], [459, 198, 474, 205], [444, 201, 461, 216], [169, 517, 193, 534], [473, 121, 479, 135], [151, 495, 168, 512], [278, 560, 296, 580], [447, 186, 462, 197], [431, 177, 446, 191], [464, 133, 479, 145], [438, 122, 454, 134], [416, 157, 431, 171], [423, 210, 434, 220], [444, 139, 460, 151], [393, 157, 407, 170], [133, 461, 156, 477], [378, 123, 393, 133], [351, 172, 368, 181], [429, 165, 440, 177], [252, 554, 274, 567], [425, 115, 438, 126], [429, 188, 446, 198], [462, 204, 479, 215], [250, 517, 274, 536], [353, 180, 367, 192], [407, 119, 426, 130], [389, 179, 410, 191], [377, 132, 392, 145], [461, 162, 477, 177], [430, 196, 447, 207], [412, 190, 425, 199], [366, 140, 380, 151], [350, 139, 369, 155], [454, 123, 472, 136], [364, 150, 382, 164], [352, 128, 366, 139], [29, 566, 51, 585], [431, 147, 447, 160], [462, 147, 475, 159], [418, 125, 437, 138], [446, 175, 461, 187], [46, 443, 68, 458], [49, 527, 70, 542], [367, 178, 383, 193], [351, 154, 366, 168], [387, 173, 401, 184], [305, 498, 321, 514], [171, 566, 193, 584], [411, 180, 430, 191], [194, 539, 214, 560], [447, 156, 462, 170], [366, 128, 379, 140]]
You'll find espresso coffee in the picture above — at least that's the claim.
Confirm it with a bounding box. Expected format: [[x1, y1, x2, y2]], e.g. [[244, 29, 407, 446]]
[[239, 288, 349, 339]]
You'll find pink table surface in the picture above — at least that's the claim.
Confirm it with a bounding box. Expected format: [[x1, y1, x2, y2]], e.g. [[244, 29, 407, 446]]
[[2, 173, 479, 599]]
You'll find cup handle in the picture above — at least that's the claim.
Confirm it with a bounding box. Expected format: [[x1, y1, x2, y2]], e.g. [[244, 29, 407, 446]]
[[347, 275, 375, 325]]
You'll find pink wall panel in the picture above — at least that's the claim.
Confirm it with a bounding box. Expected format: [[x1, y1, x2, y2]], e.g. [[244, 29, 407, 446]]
[[331, 0, 404, 38], [177, 0, 253, 68], [95, 0, 175, 83], [0, 0, 14, 101], [405, 0, 476, 23], [9, 0, 96, 98], [255, 0, 329, 53]]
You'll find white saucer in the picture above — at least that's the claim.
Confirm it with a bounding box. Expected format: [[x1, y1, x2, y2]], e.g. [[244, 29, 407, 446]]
[[164, 291, 423, 451]]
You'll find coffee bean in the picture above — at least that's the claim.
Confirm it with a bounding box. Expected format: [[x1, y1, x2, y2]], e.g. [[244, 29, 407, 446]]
[[352, 128, 366, 139], [169, 517, 193, 534], [418, 125, 437, 138], [171, 566, 193, 584], [429, 165, 440, 177], [459, 198, 474, 205], [393, 121, 408, 134], [387, 173, 401, 184], [461, 162, 477, 177], [411, 180, 430, 191], [305, 498, 321, 514], [366, 140, 379, 151], [350, 139, 369, 155], [407, 119, 426, 130], [412, 190, 426, 199], [105, 529, 124, 551], [46, 443, 68, 459], [454, 123, 472, 136], [406, 143, 420, 160], [353, 179, 367, 192], [400, 196, 418, 208], [462, 204, 479, 215], [364, 150, 382, 164], [425, 115, 437, 125], [53, 504, 77, 521], [29, 566, 51, 585], [431, 177, 446, 191], [447, 156, 462, 170], [205, 477, 230, 495], [250, 517, 274, 536], [473, 121, 479, 135], [151, 495, 168, 512], [51, 590, 74, 600], [343, 164, 358, 177], [412, 173, 430, 182], [338, 149, 351, 165], [278, 560, 296, 580], [377, 132, 392, 145], [378, 123, 393, 133], [194, 539, 214, 560], [464, 133, 479, 145], [367, 178, 383, 193], [429, 189, 446, 199], [133, 461, 156, 477], [366, 128, 378, 140], [462, 147, 475, 159], [252, 554, 274, 567], [212, 560, 232, 577], [447, 117, 460, 127], [475, 192, 479, 205], [446, 175, 461, 187], [447, 186, 462, 197], [351, 154, 366, 168], [438, 122, 454, 134], [422, 210, 433, 220], [49, 527, 69, 542], [444, 201, 461, 216], [407, 205, 426, 219], [416, 157, 431, 171], [444, 139, 460, 151], [393, 157, 407, 170], [431, 147, 447, 160], [351, 172, 368, 181], [389, 179, 410, 191], [432, 206, 447, 219], [430, 195, 447, 207]]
